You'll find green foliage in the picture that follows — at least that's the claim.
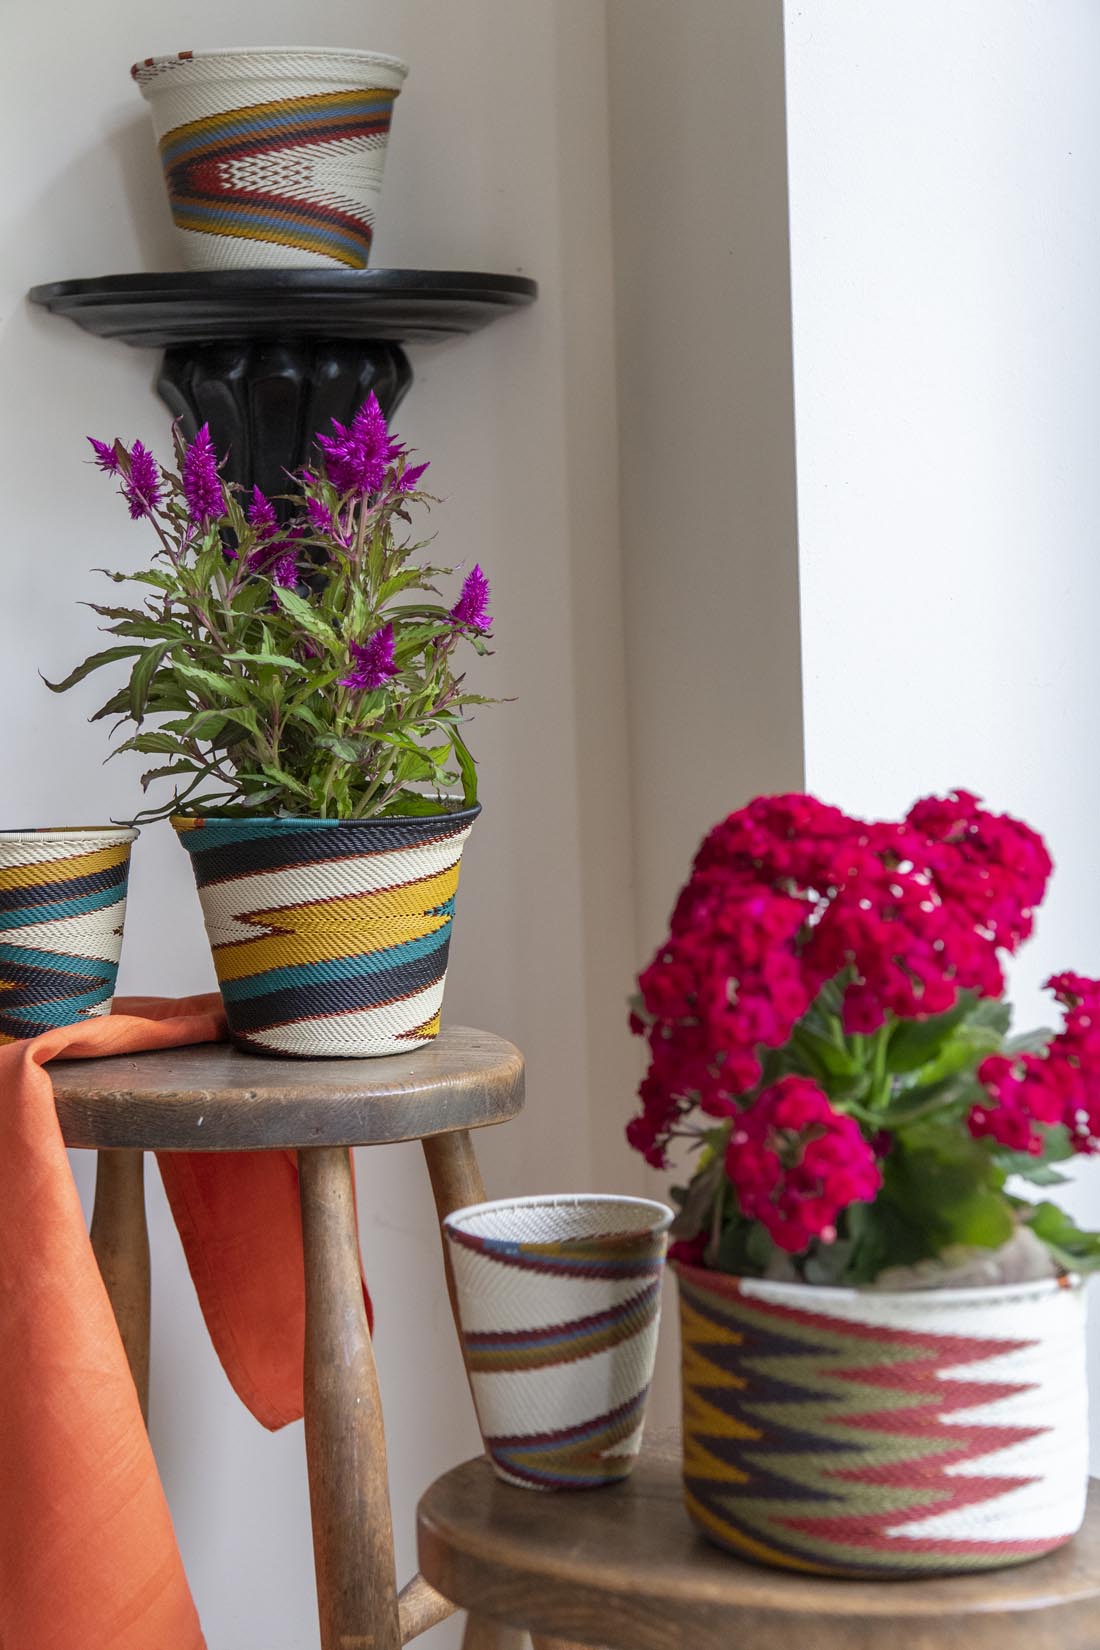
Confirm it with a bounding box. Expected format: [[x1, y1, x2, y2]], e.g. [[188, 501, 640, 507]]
[[669, 984, 1100, 1284], [47, 426, 496, 821]]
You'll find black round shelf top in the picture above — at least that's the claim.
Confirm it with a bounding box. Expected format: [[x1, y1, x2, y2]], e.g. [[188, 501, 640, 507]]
[[27, 268, 538, 349]]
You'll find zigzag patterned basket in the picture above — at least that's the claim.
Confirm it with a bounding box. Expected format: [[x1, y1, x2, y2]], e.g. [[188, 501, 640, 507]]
[[173, 808, 477, 1058], [675, 1262, 1089, 1577], [0, 827, 138, 1043], [132, 47, 409, 270], [445, 1193, 672, 1490]]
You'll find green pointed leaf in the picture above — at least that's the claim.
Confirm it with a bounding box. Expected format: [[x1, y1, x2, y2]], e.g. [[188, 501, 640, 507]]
[[448, 727, 478, 808], [129, 643, 172, 723], [274, 586, 338, 648], [43, 645, 145, 694]]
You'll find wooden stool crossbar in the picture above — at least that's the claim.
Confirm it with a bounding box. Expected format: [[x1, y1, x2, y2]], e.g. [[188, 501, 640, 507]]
[[55, 1026, 524, 1650]]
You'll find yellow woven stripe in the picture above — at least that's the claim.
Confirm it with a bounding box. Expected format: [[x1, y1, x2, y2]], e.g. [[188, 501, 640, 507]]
[[211, 865, 460, 979], [162, 87, 397, 150], [213, 908, 450, 978], [683, 1489, 816, 1571], [252, 865, 460, 929], [0, 842, 131, 890], [172, 213, 366, 268]]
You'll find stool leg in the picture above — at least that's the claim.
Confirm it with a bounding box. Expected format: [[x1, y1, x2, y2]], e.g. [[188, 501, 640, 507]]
[[90, 1148, 150, 1422], [421, 1129, 486, 1325], [299, 1147, 400, 1650]]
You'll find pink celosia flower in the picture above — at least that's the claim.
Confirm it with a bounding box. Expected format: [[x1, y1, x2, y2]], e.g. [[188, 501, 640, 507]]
[[182, 424, 223, 524], [449, 564, 492, 633], [122, 441, 162, 521], [340, 624, 398, 692]]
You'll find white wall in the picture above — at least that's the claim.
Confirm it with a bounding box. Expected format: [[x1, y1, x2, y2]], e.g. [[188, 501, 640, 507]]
[[608, 0, 805, 961], [0, 5, 635, 1647], [785, 0, 1100, 1446]]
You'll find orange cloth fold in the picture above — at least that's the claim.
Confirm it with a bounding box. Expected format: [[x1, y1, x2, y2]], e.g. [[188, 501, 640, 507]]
[[0, 995, 370, 1650]]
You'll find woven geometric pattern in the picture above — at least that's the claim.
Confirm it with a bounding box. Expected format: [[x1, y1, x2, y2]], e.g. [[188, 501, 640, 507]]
[[676, 1262, 1089, 1577], [157, 90, 397, 267], [132, 50, 407, 270], [0, 829, 137, 1042], [173, 810, 477, 1058], [445, 1195, 672, 1490]]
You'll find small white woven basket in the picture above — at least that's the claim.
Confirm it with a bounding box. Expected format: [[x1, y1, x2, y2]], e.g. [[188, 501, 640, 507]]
[[445, 1194, 672, 1490], [132, 47, 409, 270]]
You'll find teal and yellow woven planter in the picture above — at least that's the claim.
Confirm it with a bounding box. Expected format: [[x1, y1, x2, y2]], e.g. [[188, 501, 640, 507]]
[[0, 827, 138, 1043], [675, 1261, 1088, 1578], [173, 808, 478, 1058]]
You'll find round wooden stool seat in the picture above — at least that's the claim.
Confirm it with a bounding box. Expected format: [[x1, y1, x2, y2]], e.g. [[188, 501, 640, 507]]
[[51, 1025, 524, 1150], [417, 1438, 1100, 1650]]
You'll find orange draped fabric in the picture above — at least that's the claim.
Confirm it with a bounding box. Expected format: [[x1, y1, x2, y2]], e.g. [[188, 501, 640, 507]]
[[0, 995, 370, 1650]]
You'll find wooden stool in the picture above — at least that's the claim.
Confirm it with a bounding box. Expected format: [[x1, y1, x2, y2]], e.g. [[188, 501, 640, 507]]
[[52, 1025, 524, 1650], [416, 1436, 1100, 1650]]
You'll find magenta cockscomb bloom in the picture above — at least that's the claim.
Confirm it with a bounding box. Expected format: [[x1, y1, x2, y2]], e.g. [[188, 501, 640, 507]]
[[247, 525, 304, 586], [122, 441, 162, 521], [306, 496, 337, 537], [315, 394, 401, 498], [248, 485, 278, 537], [269, 552, 299, 590], [399, 459, 430, 492], [182, 424, 224, 524], [88, 436, 122, 475], [340, 623, 398, 692], [449, 564, 492, 632]]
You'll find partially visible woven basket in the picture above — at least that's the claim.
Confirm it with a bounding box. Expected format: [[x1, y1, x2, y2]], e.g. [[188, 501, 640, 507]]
[[173, 809, 477, 1058], [132, 47, 409, 270], [675, 1262, 1089, 1577], [0, 827, 138, 1042], [445, 1194, 672, 1490]]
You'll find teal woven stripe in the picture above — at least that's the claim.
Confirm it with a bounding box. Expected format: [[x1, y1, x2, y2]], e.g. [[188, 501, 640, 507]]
[[0, 886, 126, 931], [0, 943, 122, 977]]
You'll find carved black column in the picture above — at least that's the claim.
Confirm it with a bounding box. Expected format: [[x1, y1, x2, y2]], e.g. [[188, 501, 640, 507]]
[[157, 338, 413, 508]]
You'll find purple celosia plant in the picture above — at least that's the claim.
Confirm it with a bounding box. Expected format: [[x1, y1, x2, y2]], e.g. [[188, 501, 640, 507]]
[[51, 398, 497, 821]]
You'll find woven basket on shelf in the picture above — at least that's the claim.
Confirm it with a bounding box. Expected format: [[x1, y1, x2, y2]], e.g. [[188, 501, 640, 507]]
[[675, 1262, 1089, 1578], [444, 1193, 672, 1490], [0, 827, 138, 1041], [132, 47, 409, 270], [172, 809, 477, 1059]]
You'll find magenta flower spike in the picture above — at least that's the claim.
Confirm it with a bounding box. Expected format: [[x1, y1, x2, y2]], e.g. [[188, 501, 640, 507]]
[[399, 459, 430, 492], [449, 564, 492, 633], [248, 485, 278, 537], [122, 441, 163, 521], [182, 423, 224, 525], [87, 436, 122, 475], [315, 393, 401, 498], [340, 623, 398, 692]]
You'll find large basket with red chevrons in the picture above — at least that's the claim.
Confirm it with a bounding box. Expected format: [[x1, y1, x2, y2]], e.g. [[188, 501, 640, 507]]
[[675, 1262, 1089, 1577], [132, 47, 408, 270]]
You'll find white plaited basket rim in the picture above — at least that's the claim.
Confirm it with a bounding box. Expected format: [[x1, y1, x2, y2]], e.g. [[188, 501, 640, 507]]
[[132, 47, 409, 90], [731, 1271, 1084, 1312], [445, 1193, 674, 1247], [0, 828, 138, 845]]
